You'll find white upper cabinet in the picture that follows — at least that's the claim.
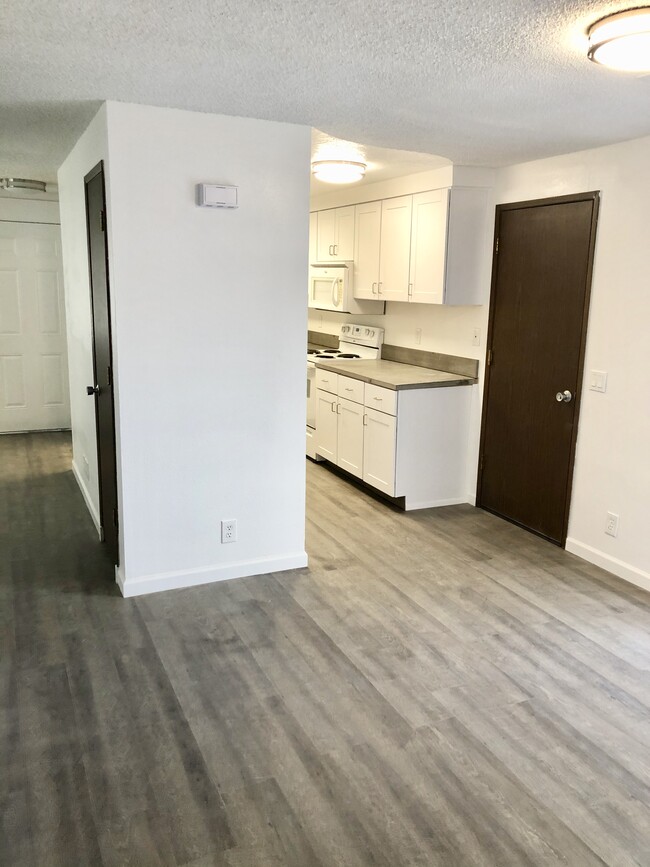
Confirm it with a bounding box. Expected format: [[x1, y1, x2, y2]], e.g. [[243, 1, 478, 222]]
[[309, 212, 318, 265], [378, 196, 412, 301], [409, 189, 449, 304], [353, 201, 381, 299], [315, 206, 355, 262], [312, 185, 489, 305]]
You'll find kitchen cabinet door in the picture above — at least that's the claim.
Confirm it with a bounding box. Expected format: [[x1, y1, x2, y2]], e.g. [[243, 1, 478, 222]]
[[337, 397, 364, 478], [378, 196, 412, 301], [316, 207, 355, 261], [316, 209, 337, 261], [363, 407, 396, 496], [353, 201, 381, 299], [309, 212, 318, 265], [315, 390, 338, 462], [409, 189, 449, 304], [335, 206, 355, 260]]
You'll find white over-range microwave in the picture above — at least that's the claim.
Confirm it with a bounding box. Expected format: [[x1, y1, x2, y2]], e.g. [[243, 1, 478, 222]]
[[308, 262, 385, 315]]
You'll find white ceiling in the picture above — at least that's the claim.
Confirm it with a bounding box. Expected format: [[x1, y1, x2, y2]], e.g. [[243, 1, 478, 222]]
[[310, 130, 451, 194], [1, 0, 649, 182]]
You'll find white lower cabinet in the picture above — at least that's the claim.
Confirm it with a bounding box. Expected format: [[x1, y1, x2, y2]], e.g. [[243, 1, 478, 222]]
[[316, 374, 363, 478], [337, 397, 364, 478], [362, 407, 396, 496], [315, 373, 473, 509], [315, 389, 338, 463]]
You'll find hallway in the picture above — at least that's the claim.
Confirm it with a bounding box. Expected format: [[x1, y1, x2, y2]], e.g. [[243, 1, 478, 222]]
[[3, 432, 650, 866]]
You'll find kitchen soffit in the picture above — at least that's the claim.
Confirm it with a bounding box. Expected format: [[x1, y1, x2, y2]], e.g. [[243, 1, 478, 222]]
[[1, 0, 649, 181]]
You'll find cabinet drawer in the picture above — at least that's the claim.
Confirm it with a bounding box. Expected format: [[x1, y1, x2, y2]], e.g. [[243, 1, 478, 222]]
[[364, 383, 397, 415], [337, 375, 364, 404], [315, 369, 338, 394]]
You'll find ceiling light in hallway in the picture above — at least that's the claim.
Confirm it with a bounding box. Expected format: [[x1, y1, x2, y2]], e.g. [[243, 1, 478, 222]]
[[0, 177, 48, 192]]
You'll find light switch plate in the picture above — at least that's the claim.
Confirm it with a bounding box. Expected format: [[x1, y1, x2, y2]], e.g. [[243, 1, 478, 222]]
[[589, 370, 607, 393]]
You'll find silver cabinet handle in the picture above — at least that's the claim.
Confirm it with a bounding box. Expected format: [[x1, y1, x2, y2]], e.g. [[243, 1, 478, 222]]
[[336, 403, 341, 414], [363, 414, 368, 426], [556, 390, 573, 403], [371, 282, 377, 295], [334, 244, 338, 256], [331, 401, 336, 412], [328, 245, 333, 256], [408, 283, 413, 297], [373, 396, 382, 401], [345, 387, 353, 392], [377, 282, 383, 295]]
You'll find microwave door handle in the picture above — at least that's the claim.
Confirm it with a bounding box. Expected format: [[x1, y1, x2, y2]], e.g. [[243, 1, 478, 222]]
[[331, 278, 339, 307]]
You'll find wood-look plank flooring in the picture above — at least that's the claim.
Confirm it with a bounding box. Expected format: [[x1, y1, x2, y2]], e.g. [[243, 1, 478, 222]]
[[3, 431, 650, 866]]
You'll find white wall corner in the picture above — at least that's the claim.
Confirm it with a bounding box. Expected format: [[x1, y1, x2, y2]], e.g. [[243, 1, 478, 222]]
[[116, 552, 309, 598], [565, 538, 650, 595]]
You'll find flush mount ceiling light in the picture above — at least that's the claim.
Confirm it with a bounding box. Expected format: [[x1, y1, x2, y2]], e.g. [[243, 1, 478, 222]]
[[311, 160, 367, 184], [588, 7, 650, 71], [0, 177, 48, 192]]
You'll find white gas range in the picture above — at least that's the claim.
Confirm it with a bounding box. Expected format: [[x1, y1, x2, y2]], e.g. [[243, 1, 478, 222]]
[[306, 323, 384, 459]]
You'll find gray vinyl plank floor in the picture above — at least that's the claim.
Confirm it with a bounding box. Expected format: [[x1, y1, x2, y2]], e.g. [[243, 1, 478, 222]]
[[3, 432, 650, 866]]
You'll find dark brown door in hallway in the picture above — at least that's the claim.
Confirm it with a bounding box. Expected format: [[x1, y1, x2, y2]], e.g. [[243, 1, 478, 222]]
[[85, 161, 119, 564], [477, 192, 599, 545]]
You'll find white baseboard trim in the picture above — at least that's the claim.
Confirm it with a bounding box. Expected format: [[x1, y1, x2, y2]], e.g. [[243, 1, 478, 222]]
[[116, 551, 309, 598], [565, 538, 650, 594], [466, 492, 477, 506], [71, 459, 102, 538], [405, 496, 469, 511]]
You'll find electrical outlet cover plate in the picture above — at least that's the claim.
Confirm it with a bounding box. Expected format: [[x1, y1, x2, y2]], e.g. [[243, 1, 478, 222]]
[[221, 519, 237, 543], [605, 512, 619, 537]]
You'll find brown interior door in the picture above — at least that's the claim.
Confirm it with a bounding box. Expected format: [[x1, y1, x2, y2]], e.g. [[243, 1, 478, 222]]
[[477, 192, 599, 545], [85, 162, 119, 565]]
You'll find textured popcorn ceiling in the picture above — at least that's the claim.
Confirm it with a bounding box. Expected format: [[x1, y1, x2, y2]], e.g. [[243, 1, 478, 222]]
[[1, 0, 649, 181]]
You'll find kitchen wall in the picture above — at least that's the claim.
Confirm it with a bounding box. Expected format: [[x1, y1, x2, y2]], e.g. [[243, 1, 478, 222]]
[[495, 136, 650, 591], [309, 166, 494, 501], [309, 137, 650, 591], [58, 105, 109, 534], [77, 101, 310, 596]]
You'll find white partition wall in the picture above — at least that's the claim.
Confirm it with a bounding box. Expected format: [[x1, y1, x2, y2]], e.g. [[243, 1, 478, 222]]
[[60, 101, 310, 595]]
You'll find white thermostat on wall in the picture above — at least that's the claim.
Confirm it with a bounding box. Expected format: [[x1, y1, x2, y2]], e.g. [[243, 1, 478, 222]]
[[196, 184, 238, 209]]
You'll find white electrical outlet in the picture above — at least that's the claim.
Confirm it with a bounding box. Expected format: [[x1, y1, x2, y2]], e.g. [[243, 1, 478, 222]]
[[472, 328, 481, 346], [605, 512, 619, 537], [221, 519, 237, 543]]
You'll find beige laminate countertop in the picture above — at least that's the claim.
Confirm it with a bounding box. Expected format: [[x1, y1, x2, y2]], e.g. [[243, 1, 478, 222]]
[[313, 358, 476, 390]]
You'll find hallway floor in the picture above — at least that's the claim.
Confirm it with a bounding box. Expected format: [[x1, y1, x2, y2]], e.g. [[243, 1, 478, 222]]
[[3, 432, 650, 866]]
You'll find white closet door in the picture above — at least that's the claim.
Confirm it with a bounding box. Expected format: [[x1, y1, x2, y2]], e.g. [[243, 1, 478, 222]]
[[0, 221, 70, 432]]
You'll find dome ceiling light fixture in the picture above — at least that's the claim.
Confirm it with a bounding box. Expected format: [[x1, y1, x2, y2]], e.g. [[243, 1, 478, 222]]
[[311, 159, 367, 184], [587, 7, 650, 72], [0, 177, 48, 192]]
